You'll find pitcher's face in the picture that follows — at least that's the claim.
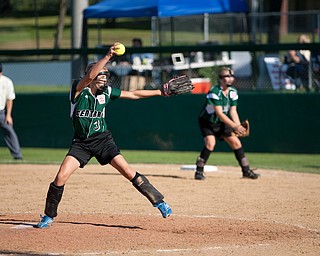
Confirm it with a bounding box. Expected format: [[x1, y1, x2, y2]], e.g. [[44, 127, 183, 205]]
[[93, 71, 110, 92]]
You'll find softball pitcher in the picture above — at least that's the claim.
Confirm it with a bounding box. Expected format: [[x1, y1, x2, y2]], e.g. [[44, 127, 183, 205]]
[[37, 43, 175, 228], [194, 67, 260, 180]]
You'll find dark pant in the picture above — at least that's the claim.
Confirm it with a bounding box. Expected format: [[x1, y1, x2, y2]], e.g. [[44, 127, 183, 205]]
[[0, 110, 22, 159]]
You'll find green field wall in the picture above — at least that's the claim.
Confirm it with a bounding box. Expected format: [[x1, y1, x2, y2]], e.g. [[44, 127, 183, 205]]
[[2, 93, 319, 153]]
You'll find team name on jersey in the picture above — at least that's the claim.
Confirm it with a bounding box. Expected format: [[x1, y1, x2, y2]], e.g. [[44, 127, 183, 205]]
[[75, 109, 103, 118]]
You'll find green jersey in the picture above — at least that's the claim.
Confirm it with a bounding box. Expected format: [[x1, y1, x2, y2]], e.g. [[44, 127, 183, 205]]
[[199, 85, 238, 124], [70, 82, 121, 139]]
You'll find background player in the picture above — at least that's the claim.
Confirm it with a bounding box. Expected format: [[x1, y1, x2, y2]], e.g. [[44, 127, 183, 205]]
[[37, 43, 174, 228], [194, 67, 260, 180], [0, 63, 22, 160]]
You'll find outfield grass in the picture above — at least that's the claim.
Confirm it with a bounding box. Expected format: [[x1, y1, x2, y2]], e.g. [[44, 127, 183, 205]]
[[15, 85, 70, 94], [0, 147, 319, 174], [0, 15, 308, 50]]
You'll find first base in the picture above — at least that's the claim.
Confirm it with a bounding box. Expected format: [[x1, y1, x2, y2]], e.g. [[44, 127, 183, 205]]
[[180, 165, 218, 172]]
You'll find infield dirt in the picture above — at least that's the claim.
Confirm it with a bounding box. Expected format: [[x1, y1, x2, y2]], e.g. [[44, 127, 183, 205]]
[[0, 164, 319, 255]]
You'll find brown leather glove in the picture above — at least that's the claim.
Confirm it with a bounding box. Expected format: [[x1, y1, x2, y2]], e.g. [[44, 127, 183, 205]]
[[233, 120, 250, 137]]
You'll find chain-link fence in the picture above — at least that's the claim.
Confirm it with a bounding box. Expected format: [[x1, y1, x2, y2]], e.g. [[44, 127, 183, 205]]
[[156, 10, 320, 44], [1, 44, 319, 94], [1, 11, 319, 93]]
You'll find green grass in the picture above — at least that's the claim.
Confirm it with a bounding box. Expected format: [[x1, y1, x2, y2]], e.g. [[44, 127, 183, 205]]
[[15, 85, 70, 94], [1, 147, 319, 174], [0, 15, 309, 50]]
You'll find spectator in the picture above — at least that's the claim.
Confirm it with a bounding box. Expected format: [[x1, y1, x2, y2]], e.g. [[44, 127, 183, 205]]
[[130, 38, 154, 66], [128, 38, 155, 88], [284, 34, 311, 91], [0, 63, 22, 160]]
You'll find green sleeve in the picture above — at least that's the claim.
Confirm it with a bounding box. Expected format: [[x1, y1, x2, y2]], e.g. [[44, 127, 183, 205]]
[[110, 87, 121, 100], [231, 100, 238, 106], [208, 86, 222, 106]]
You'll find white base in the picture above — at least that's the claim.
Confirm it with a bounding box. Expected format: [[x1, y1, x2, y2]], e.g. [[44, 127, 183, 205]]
[[180, 165, 218, 172]]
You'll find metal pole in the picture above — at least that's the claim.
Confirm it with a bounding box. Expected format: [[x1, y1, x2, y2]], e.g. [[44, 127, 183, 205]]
[[308, 60, 312, 91], [98, 18, 101, 46], [71, 0, 88, 80], [170, 17, 174, 45], [318, 14, 320, 43], [250, 0, 258, 43], [151, 16, 157, 46], [204, 13, 209, 42], [71, 0, 88, 49], [33, 0, 40, 50]]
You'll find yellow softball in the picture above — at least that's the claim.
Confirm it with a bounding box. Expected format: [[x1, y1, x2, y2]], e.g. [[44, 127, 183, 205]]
[[114, 43, 126, 56]]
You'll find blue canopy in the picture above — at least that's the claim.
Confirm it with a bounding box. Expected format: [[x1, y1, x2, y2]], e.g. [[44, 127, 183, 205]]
[[158, 0, 247, 17], [84, 0, 157, 19], [84, 0, 248, 19]]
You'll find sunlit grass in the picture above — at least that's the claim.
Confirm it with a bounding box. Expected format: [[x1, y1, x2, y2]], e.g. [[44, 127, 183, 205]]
[[0, 15, 308, 50], [1, 147, 319, 174], [15, 85, 69, 94]]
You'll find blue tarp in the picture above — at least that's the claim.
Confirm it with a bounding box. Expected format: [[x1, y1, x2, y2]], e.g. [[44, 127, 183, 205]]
[[84, 0, 248, 19], [158, 0, 247, 17], [84, 0, 157, 19]]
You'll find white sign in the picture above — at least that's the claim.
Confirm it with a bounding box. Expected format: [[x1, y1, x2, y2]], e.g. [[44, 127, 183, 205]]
[[264, 57, 281, 90]]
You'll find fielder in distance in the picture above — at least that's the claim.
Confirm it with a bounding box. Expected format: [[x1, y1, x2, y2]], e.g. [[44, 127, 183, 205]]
[[194, 67, 260, 180]]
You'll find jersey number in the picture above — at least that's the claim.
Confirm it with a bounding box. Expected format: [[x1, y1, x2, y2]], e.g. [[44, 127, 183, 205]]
[[93, 120, 101, 131]]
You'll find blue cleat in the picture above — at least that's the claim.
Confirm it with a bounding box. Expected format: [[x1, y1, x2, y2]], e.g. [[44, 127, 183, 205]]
[[37, 214, 54, 228], [154, 201, 172, 218]]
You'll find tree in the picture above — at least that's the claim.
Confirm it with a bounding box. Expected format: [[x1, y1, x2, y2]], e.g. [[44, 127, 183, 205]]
[[54, 0, 68, 52], [0, 0, 12, 15]]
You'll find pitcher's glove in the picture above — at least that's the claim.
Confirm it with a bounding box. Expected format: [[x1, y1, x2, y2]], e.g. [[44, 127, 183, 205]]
[[233, 119, 250, 137], [161, 75, 194, 96]]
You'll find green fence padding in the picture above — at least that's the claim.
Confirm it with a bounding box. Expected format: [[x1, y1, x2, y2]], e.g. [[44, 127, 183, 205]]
[[7, 93, 73, 148], [1, 93, 319, 153]]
